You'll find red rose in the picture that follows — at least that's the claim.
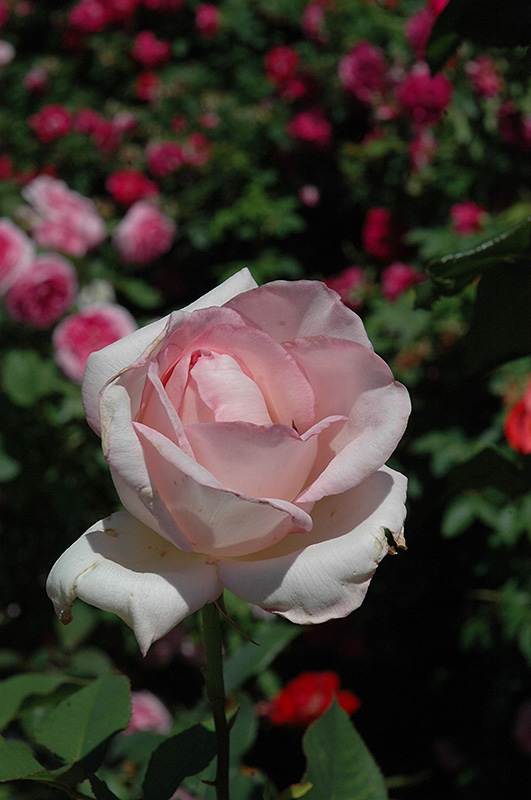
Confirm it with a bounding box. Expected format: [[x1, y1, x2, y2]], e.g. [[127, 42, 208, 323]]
[[396, 64, 453, 129], [195, 3, 220, 37], [362, 207, 408, 263], [260, 671, 361, 727], [29, 104, 73, 143], [68, 0, 109, 33], [381, 262, 423, 301], [106, 168, 159, 207], [338, 41, 387, 104], [132, 31, 171, 68], [146, 142, 183, 177], [450, 200, 486, 236], [504, 381, 531, 455], [287, 108, 332, 148], [265, 46, 300, 87], [135, 71, 161, 102], [405, 7, 436, 60]]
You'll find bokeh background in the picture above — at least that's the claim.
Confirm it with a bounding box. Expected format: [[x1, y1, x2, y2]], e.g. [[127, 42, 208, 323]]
[[1, 0, 531, 797]]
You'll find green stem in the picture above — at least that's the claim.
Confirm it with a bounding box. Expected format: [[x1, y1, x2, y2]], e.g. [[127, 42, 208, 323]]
[[202, 601, 230, 800]]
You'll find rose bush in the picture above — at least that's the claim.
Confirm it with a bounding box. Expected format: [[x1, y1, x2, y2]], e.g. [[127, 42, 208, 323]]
[[47, 270, 410, 654]]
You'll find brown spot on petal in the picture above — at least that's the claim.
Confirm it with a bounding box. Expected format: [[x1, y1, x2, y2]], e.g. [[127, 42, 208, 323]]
[[59, 607, 73, 625]]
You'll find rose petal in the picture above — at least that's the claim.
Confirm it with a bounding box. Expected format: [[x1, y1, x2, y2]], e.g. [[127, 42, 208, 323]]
[[218, 466, 407, 623], [83, 269, 257, 435], [137, 361, 195, 459], [284, 337, 411, 502], [187, 351, 272, 425], [133, 422, 313, 556], [226, 279, 372, 348], [46, 510, 222, 655], [185, 419, 342, 501]]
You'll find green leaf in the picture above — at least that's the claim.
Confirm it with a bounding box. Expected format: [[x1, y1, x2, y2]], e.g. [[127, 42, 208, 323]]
[[32, 674, 130, 764], [113, 277, 162, 309], [303, 701, 388, 800], [0, 736, 43, 782], [426, 216, 531, 293], [0, 674, 75, 732], [224, 621, 301, 692], [89, 774, 122, 800], [142, 725, 217, 800], [464, 265, 531, 373], [1, 350, 58, 408], [277, 783, 313, 799]]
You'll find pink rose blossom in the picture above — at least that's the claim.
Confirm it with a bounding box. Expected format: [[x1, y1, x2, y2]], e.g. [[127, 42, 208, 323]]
[[4, 253, 78, 328], [430, 0, 449, 13], [298, 185, 320, 207], [396, 63, 453, 129], [325, 266, 365, 311], [29, 104, 73, 143], [302, 2, 327, 43], [408, 130, 437, 172], [195, 4, 220, 38], [24, 67, 48, 92], [91, 120, 121, 155], [106, 0, 140, 23], [146, 142, 184, 178], [68, 0, 109, 33], [23, 175, 105, 255], [0, 219, 34, 294], [465, 54, 504, 98], [265, 46, 299, 88], [47, 270, 410, 654], [113, 201, 176, 264], [106, 168, 159, 206], [338, 42, 387, 105], [0, 39, 14, 67], [381, 262, 423, 301], [74, 108, 103, 134], [362, 207, 408, 263], [53, 303, 138, 383], [450, 200, 486, 235], [131, 31, 171, 68], [123, 691, 172, 736], [405, 7, 436, 60], [287, 109, 332, 148], [111, 111, 137, 134]]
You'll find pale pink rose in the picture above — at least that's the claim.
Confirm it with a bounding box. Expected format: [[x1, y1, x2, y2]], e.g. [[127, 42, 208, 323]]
[[0, 218, 34, 294], [52, 303, 138, 383], [298, 185, 320, 207], [22, 175, 105, 255], [47, 270, 410, 654], [123, 690, 172, 735], [4, 253, 78, 328], [113, 201, 176, 264], [0, 39, 14, 67]]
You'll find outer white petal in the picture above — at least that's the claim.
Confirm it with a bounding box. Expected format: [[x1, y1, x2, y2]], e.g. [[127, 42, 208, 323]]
[[82, 269, 258, 435], [217, 466, 407, 623], [46, 510, 222, 655]]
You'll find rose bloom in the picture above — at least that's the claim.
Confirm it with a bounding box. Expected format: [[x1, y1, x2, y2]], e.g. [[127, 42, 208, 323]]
[[362, 207, 408, 263], [504, 380, 531, 455], [396, 64, 453, 129], [0, 39, 14, 67], [338, 41, 387, 105], [195, 3, 220, 37], [287, 109, 332, 148], [259, 671, 361, 727], [23, 175, 106, 255], [450, 200, 486, 235], [123, 690, 172, 736], [465, 54, 504, 99], [131, 31, 171, 68], [29, 104, 73, 143], [4, 254, 78, 328], [113, 201, 176, 264], [381, 262, 423, 301], [302, 2, 326, 43], [74, 108, 103, 134], [24, 67, 48, 92], [135, 70, 161, 102], [405, 7, 436, 60], [68, 0, 108, 32], [0, 218, 34, 294], [430, 0, 449, 13], [106, 168, 159, 206], [106, 0, 140, 23], [181, 133, 212, 167], [53, 303, 138, 383], [146, 142, 183, 178], [409, 129, 437, 173], [325, 265, 365, 311], [265, 45, 299, 88], [298, 184, 320, 207], [46, 269, 410, 654]]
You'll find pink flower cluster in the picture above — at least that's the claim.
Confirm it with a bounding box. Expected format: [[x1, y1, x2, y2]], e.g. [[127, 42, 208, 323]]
[[338, 41, 387, 105], [0, 176, 140, 384], [113, 201, 176, 264]]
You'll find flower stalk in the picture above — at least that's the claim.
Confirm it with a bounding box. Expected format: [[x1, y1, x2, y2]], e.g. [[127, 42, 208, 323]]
[[202, 601, 231, 800]]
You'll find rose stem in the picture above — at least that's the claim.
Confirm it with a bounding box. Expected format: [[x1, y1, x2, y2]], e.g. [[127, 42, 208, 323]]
[[202, 601, 230, 800]]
